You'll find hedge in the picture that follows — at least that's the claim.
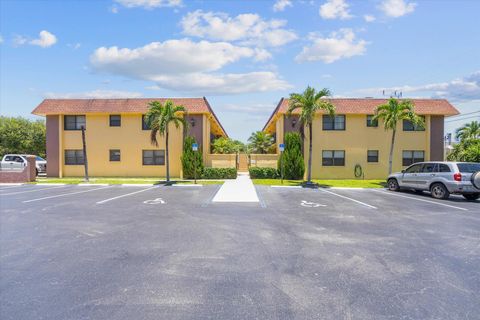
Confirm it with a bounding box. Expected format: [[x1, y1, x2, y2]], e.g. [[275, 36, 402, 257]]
[[202, 167, 237, 179], [249, 167, 279, 179]]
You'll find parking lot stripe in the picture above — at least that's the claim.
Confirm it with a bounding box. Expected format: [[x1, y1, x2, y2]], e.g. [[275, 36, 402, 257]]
[[23, 186, 111, 203], [1, 185, 70, 196], [371, 189, 468, 211], [319, 188, 377, 209], [96, 186, 157, 204]]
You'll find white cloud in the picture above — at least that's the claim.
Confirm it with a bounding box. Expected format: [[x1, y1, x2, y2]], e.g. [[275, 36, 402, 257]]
[[295, 29, 367, 63], [114, 0, 181, 9], [110, 6, 119, 13], [90, 38, 290, 95], [379, 0, 416, 18], [354, 71, 480, 102], [68, 43, 81, 50], [364, 14, 376, 22], [44, 90, 143, 99], [319, 0, 352, 20], [150, 72, 292, 95], [30, 30, 57, 48], [273, 0, 293, 12], [13, 35, 28, 46], [180, 10, 297, 47]]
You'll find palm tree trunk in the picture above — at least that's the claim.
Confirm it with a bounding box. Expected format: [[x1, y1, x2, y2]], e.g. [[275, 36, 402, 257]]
[[388, 129, 396, 175], [165, 126, 170, 182], [307, 122, 313, 183]]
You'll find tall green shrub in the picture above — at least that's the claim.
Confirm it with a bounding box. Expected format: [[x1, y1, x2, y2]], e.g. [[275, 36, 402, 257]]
[[181, 136, 204, 179], [0, 116, 46, 158], [278, 132, 305, 180]]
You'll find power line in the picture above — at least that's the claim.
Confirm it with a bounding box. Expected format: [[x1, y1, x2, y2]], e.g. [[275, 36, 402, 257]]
[[445, 115, 480, 123], [448, 111, 480, 118]]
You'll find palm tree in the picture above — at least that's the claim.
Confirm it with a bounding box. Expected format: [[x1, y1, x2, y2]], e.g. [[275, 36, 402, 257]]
[[372, 98, 424, 175], [455, 120, 480, 141], [145, 100, 187, 182], [287, 86, 335, 185], [248, 131, 274, 154]]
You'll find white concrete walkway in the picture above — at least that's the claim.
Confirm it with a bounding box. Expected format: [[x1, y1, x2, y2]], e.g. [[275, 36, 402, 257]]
[[212, 172, 259, 202]]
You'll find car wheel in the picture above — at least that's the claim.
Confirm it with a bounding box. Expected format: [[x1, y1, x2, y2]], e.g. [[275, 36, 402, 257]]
[[430, 183, 450, 200], [471, 171, 480, 190], [35, 168, 39, 176], [463, 193, 480, 201], [387, 178, 400, 191]]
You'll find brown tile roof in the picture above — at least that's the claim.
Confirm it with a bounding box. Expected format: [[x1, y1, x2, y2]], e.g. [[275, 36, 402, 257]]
[[264, 98, 460, 130], [32, 97, 228, 137], [32, 98, 210, 115]]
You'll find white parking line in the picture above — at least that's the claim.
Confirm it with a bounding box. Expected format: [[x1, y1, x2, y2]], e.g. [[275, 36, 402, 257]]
[[1, 185, 70, 196], [23, 186, 111, 203], [96, 186, 158, 204], [371, 189, 468, 211], [319, 188, 377, 209]]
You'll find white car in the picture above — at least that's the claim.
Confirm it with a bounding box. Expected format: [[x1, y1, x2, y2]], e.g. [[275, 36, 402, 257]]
[[0, 154, 46, 176], [387, 161, 480, 200]]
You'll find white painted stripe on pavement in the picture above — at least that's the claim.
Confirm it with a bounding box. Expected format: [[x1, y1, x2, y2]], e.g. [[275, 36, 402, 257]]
[[0, 183, 23, 186], [371, 189, 468, 211], [319, 188, 377, 209], [271, 185, 302, 188], [2, 185, 70, 196], [23, 186, 111, 203], [96, 186, 158, 204]]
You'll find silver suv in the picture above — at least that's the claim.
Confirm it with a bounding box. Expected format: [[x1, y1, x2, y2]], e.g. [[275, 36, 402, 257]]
[[387, 162, 480, 201]]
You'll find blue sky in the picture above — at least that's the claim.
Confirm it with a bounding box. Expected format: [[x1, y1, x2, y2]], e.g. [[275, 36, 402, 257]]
[[1, 0, 479, 141]]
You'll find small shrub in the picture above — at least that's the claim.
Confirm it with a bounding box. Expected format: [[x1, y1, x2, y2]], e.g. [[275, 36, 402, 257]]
[[202, 167, 237, 179], [249, 167, 279, 179], [181, 136, 204, 179]]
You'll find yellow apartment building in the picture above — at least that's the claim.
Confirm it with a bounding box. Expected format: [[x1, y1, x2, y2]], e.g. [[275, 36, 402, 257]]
[[32, 98, 227, 178], [263, 98, 459, 179]]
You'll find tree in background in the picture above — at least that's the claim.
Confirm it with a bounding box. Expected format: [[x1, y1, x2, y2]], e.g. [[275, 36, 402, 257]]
[[145, 100, 187, 182], [447, 121, 480, 162], [181, 136, 204, 179], [287, 86, 335, 185], [0, 116, 46, 158], [455, 121, 480, 141], [247, 131, 274, 154], [278, 132, 305, 180], [211, 137, 242, 154], [372, 98, 424, 174]]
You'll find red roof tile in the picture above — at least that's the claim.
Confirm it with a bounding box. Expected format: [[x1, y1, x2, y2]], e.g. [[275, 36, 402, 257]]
[[32, 97, 228, 137], [278, 98, 459, 115], [264, 98, 460, 130], [32, 98, 210, 115]]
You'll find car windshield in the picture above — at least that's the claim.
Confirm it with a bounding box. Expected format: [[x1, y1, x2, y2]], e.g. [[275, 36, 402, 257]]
[[36, 156, 45, 161], [457, 163, 480, 173]]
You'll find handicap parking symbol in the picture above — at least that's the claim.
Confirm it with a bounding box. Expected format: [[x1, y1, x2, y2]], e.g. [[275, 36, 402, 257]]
[[300, 200, 326, 208], [143, 198, 166, 205]]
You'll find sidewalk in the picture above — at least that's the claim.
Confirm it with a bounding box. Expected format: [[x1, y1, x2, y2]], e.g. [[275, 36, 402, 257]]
[[212, 172, 259, 202]]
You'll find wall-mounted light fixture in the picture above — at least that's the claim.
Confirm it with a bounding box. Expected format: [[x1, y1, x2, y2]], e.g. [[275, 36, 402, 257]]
[[292, 118, 297, 127], [190, 118, 196, 127]]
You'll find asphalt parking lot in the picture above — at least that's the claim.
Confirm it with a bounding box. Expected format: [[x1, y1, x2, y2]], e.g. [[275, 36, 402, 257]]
[[1, 184, 479, 320]]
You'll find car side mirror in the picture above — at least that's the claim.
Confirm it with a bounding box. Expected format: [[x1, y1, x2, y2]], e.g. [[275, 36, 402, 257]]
[[401, 170, 405, 173]]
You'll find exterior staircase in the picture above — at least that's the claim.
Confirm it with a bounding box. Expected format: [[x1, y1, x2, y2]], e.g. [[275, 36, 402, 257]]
[[238, 153, 249, 172]]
